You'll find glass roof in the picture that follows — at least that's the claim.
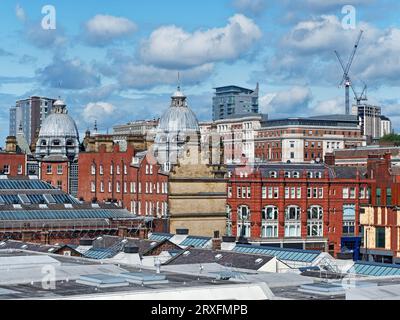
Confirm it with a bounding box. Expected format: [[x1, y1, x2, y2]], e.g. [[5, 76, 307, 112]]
[[233, 244, 320, 263]]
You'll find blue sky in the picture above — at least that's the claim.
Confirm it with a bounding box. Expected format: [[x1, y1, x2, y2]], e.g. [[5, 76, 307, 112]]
[[1, 0, 400, 145]]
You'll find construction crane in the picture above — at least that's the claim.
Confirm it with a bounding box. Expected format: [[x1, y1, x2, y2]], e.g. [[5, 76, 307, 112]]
[[334, 30, 364, 115]]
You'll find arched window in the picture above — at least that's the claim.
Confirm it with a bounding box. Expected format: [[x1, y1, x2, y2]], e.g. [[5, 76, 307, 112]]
[[261, 206, 279, 238], [52, 140, 60, 146], [307, 171, 313, 178], [285, 206, 301, 220], [40, 140, 47, 146], [238, 205, 250, 220], [237, 205, 251, 238], [269, 171, 277, 178], [293, 171, 300, 178], [307, 206, 323, 220], [262, 206, 278, 220], [307, 205, 323, 237], [66, 139, 74, 146], [284, 171, 291, 178]]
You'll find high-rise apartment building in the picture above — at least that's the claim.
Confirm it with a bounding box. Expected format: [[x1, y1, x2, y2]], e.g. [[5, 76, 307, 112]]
[[212, 84, 259, 121], [9, 96, 57, 145]]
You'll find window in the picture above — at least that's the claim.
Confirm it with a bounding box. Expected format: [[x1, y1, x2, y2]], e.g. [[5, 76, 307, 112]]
[[290, 152, 295, 159], [237, 206, 251, 238], [269, 171, 277, 178], [91, 181, 96, 193], [130, 182, 136, 194], [52, 140, 60, 146], [124, 165, 127, 175], [116, 181, 120, 193], [387, 188, 392, 206], [273, 187, 279, 198], [149, 165, 153, 174], [318, 188, 323, 199], [285, 187, 290, 199], [124, 182, 127, 194], [343, 221, 355, 236], [293, 171, 300, 178], [307, 172, 313, 178], [237, 187, 241, 198], [116, 165, 120, 175], [284, 171, 291, 178], [17, 164, 23, 175], [343, 188, 349, 199], [262, 186, 267, 199], [100, 181, 104, 193], [91, 164, 96, 175], [46, 165, 52, 174], [376, 227, 386, 248], [57, 181, 62, 189], [110, 164, 113, 175], [376, 188, 381, 205], [349, 187, 356, 199], [108, 181, 112, 193], [57, 165, 63, 175], [315, 172, 322, 179], [3, 164, 10, 175], [228, 187, 232, 198], [307, 206, 323, 220], [297, 187, 302, 199], [285, 206, 301, 220], [247, 186, 251, 198], [262, 206, 278, 220], [99, 165, 103, 175], [145, 165, 149, 174]]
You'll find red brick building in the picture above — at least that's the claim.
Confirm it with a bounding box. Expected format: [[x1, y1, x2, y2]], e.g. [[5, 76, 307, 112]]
[[227, 163, 372, 257], [360, 153, 400, 264], [77, 144, 169, 219], [0, 152, 26, 176]]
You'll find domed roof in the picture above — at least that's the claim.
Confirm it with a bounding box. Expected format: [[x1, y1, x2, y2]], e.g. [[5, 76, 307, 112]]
[[38, 107, 79, 139], [157, 87, 199, 132]]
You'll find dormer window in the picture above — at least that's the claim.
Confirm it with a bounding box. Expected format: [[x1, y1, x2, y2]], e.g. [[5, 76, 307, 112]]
[[66, 139, 74, 146], [52, 140, 60, 146], [40, 140, 47, 146], [269, 171, 277, 178]]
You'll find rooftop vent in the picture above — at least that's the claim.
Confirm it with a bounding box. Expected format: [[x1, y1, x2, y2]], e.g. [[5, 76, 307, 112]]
[[64, 204, 73, 209], [13, 204, 22, 209], [39, 204, 48, 209], [215, 254, 223, 261], [255, 258, 263, 265], [183, 251, 190, 256]]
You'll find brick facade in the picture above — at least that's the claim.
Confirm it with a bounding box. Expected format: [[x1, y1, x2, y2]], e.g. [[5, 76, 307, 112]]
[[77, 144, 169, 217], [227, 164, 371, 257]]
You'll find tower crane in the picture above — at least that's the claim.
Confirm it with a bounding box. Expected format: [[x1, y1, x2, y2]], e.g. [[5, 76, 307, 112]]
[[334, 30, 364, 114]]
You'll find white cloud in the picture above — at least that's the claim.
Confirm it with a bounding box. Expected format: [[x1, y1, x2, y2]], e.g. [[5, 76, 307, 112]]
[[82, 102, 116, 123], [265, 14, 400, 87], [84, 14, 137, 46], [140, 14, 262, 69], [260, 86, 313, 117]]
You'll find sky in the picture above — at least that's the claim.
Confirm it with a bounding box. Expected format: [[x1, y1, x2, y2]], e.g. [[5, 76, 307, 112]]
[[1, 0, 400, 145]]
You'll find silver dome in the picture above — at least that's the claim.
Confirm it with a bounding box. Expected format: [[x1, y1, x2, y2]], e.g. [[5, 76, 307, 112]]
[[157, 87, 199, 133], [39, 113, 79, 138], [35, 101, 80, 160]]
